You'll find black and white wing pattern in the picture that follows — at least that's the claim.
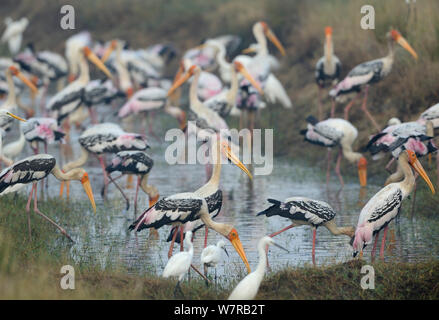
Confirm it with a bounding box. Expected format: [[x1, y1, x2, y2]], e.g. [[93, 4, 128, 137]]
[[315, 55, 341, 88], [0, 154, 55, 195], [47, 81, 85, 123], [129, 193, 207, 232], [420, 103, 439, 129], [106, 150, 153, 175], [301, 116, 343, 147], [257, 197, 336, 227]]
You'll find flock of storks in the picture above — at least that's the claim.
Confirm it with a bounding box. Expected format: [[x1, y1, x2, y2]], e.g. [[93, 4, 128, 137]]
[[0, 14, 438, 299]]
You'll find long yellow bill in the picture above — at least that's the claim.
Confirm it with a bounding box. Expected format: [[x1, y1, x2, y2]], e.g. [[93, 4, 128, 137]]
[[83, 47, 113, 79], [10, 66, 38, 94], [6, 111, 27, 122], [264, 27, 286, 56], [101, 40, 117, 63], [167, 69, 192, 97], [81, 173, 97, 213], [234, 61, 264, 96], [410, 157, 435, 194], [397, 36, 418, 60], [221, 141, 253, 179], [228, 228, 251, 273]]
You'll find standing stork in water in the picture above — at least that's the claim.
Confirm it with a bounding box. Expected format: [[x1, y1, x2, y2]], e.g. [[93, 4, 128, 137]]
[[257, 197, 355, 265], [300, 116, 367, 188], [0, 154, 96, 241], [315, 27, 341, 119], [352, 149, 435, 259], [129, 136, 252, 274], [60, 123, 149, 199], [106, 150, 159, 216], [47, 47, 112, 125], [329, 29, 418, 132], [0, 65, 38, 125]]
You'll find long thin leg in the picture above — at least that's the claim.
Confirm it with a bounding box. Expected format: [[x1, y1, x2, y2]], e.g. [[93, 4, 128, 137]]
[[180, 226, 184, 252], [204, 225, 209, 248], [134, 176, 140, 215], [26, 184, 35, 239], [326, 148, 332, 185], [330, 98, 336, 118], [318, 87, 323, 120], [203, 264, 209, 287], [33, 183, 74, 242], [371, 232, 380, 261], [312, 228, 317, 266], [269, 223, 296, 238], [334, 148, 344, 188], [107, 174, 130, 210], [98, 155, 109, 199], [385, 158, 395, 173], [343, 93, 360, 120], [379, 225, 389, 260], [360, 86, 380, 132], [168, 227, 178, 258], [410, 174, 419, 218]]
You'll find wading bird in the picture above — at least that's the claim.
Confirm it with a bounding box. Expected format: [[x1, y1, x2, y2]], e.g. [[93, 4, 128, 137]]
[[200, 240, 228, 285], [1, 17, 28, 55], [129, 137, 252, 273], [301, 116, 367, 188], [106, 150, 159, 215], [329, 29, 418, 131], [162, 231, 194, 298], [0, 154, 96, 241], [315, 27, 341, 119], [228, 236, 288, 300], [257, 197, 355, 265], [0, 109, 27, 165], [352, 149, 435, 259], [61, 122, 149, 198]]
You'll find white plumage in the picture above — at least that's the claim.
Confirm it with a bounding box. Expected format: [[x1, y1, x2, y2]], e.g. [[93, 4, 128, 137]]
[[163, 231, 194, 282], [201, 240, 227, 268]]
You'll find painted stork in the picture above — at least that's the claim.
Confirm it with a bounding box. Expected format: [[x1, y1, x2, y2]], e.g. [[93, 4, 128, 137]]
[[129, 137, 252, 273], [420, 102, 439, 130], [200, 240, 228, 285], [257, 197, 354, 265], [0, 154, 96, 241], [105, 150, 159, 215], [228, 236, 288, 300], [65, 31, 92, 82], [300, 116, 368, 188], [0, 65, 38, 125], [1, 17, 28, 55], [60, 123, 149, 198], [315, 26, 341, 119], [162, 231, 194, 298], [352, 149, 435, 259], [47, 46, 112, 125], [329, 29, 418, 131], [2, 117, 65, 163]]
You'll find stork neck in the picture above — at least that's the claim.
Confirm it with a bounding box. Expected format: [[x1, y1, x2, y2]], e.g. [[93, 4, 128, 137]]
[[51, 165, 83, 181], [200, 212, 227, 237], [254, 25, 268, 56], [341, 144, 363, 164], [189, 69, 204, 112], [5, 70, 16, 107], [62, 147, 89, 172], [215, 44, 230, 74], [324, 37, 334, 65], [386, 38, 395, 61], [226, 67, 238, 105], [399, 157, 416, 195], [324, 220, 353, 237], [78, 54, 90, 83]]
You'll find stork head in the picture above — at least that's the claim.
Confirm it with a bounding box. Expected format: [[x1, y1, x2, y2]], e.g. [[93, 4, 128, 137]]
[[403, 149, 435, 194], [82, 46, 113, 79], [388, 29, 418, 60], [233, 61, 264, 95], [257, 21, 286, 56], [8, 65, 38, 94]]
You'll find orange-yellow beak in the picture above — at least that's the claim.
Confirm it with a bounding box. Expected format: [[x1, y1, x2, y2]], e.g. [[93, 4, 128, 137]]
[[9, 66, 38, 95], [101, 40, 117, 63], [6, 111, 27, 122], [262, 23, 286, 56], [227, 228, 251, 273], [81, 172, 97, 213], [325, 27, 333, 51], [391, 30, 418, 60], [358, 157, 367, 187], [83, 46, 113, 79], [149, 194, 160, 207], [167, 66, 195, 97], [221, 141, 253, 179], [409, 154, 435, 194], [234, 61, 264, 96]]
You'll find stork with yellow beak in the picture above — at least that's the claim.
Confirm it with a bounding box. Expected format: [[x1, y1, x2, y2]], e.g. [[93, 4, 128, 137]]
[[330, 29, 418, 132]]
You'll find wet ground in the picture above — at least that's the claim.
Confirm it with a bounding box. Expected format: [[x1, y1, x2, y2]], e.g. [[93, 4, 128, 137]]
[[2, 99, 439, 283]]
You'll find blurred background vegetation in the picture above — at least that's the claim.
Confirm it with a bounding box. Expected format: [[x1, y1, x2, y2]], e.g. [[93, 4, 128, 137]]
[[1, 0, 438, 161]]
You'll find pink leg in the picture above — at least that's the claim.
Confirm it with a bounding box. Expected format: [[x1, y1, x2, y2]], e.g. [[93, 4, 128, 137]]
[[379, 225, 389, 259], [26, 184, 35, 239], [371, 232, 380, 260], [330, 98, 336, 118], [312, 228, 317, 266], [134, 176, 140, 216], [335, 149, 344, 188], [326, 149, 333, 185], [180, 226, 184, 252], [33, 183, 73, 242], [88, 107, 98, 124], [385, 158, 395, 173], [269, 223, 296, 238], [204, 225, 209, 248], [360, 86, 380, 132], [168, 228, 178, 258], [318, 87, 323, 120], [343, 93, 360, 120], [98, 155, 109, 199]]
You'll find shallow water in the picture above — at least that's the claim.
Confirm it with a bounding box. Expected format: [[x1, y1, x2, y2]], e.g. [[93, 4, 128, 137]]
[[3, 98, 439, 282]]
